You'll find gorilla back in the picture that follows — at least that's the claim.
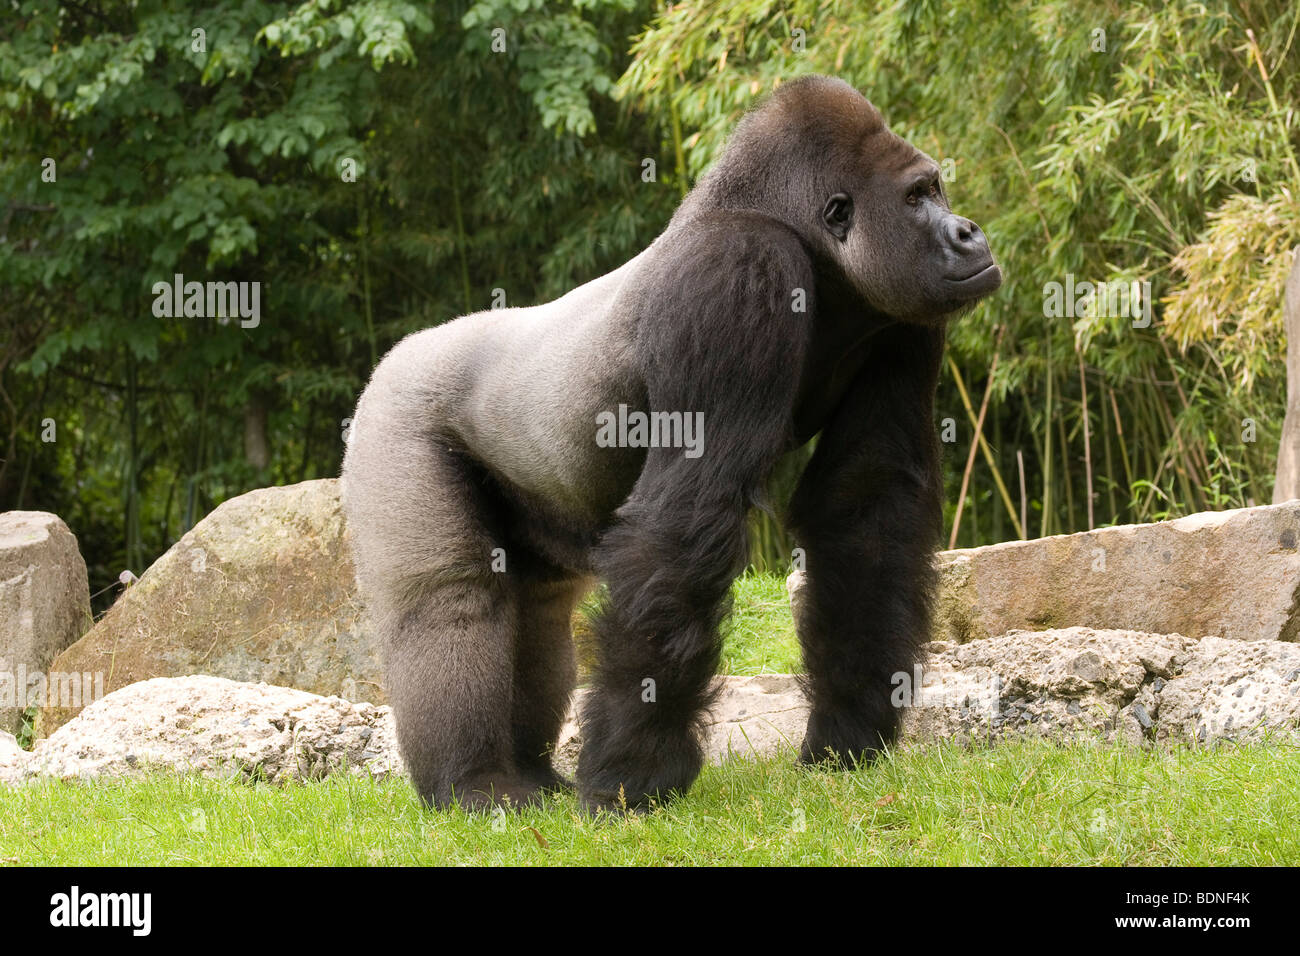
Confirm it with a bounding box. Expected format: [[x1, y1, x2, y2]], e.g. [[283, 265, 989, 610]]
[[341, 75, 1001, 812]]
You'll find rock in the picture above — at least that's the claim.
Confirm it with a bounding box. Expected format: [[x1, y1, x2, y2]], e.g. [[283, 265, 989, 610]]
[[17, 676, 401, 785], [902, 627, 1193, 747], [786, 570, 806, 624], [6, 627, 1296, 790], [41, 480, 377, 736], [0, 512, 93, 734], [934, 502, 1300, 643], [554, 674, 810, 777], [789, 501, 1300, 645], [902, 627, 1300, 747], [460, 628, 1300, 781], [703, 674, 808, 759], [1155, 637, 1300, 745], [0, 730, 29, 786]]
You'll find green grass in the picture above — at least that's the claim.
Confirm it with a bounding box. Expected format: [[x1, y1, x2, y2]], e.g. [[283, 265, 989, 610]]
[[2, 739, 1296, 865], [574, 571, 802, 678], [719, 572, 802, 674]]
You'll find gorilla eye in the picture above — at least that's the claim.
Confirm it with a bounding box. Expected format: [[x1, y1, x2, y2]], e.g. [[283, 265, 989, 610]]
[[907, 181, 940, 205], [822, 193, 853, 241]]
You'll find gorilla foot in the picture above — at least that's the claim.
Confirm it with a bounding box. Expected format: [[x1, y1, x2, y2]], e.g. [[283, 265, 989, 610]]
[[519, 762, 575, 795], [577, 785, 656, 816], [429, 775, 548, 812], [797, 733, 892, 770]]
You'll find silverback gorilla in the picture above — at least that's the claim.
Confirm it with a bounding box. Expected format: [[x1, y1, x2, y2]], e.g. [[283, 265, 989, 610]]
[[341, 75, 1001, 813]]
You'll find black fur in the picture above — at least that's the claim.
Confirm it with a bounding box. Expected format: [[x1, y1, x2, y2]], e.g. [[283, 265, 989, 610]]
[[340, 75, 1001, 813], [575, 214, 812, 811]]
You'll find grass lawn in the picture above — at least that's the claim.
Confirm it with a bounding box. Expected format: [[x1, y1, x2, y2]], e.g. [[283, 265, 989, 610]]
[[2, 572, 1296, 866], [718, 571, 802, 674], [1, 740, 1296, 866]]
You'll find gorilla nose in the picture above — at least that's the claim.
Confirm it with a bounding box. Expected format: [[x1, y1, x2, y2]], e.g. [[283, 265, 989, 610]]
[[945, 216, 984, 251]]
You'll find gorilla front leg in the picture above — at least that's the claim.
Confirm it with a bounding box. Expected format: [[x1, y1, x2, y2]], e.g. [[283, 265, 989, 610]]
[[576, 491, 750, 813], [789, 324, 945, 767], [574, 217, 815, 810]]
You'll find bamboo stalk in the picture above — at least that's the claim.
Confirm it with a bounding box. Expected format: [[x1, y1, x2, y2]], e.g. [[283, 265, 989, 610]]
[[1017, 449, 1027, 540], [1100, 378, 1117, 523], [947, 354, 1024, 540], [1057, 408, 1075, 530], [1041, 327, 1054, 538], [1109, 387, 1135, 513], [1077, 352, 1094, 529], [948, 327, 1005, 548]]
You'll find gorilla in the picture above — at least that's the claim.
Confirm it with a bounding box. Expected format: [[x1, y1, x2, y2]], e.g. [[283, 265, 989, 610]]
[[341, 75, 1001, 813]]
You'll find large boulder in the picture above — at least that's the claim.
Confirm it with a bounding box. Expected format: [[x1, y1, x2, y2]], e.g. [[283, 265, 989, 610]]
[[791, 501, 1300, 644], [0, 512, 92, 734], [40, 480, 376, 736], [1154, 636, 1300, 744], [934, 503, 1300, 643], [905, 627, 1300, 746], [12, 676, 401, 785], [904, 627, 1183, 746]]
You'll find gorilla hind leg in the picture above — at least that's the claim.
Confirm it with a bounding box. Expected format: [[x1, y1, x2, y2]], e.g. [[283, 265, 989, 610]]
[[344, 430, 542, 811], [382, 575, 543, 810], [510, 572, 589, 793]]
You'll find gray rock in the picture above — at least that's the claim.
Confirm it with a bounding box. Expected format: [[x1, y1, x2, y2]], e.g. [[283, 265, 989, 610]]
[[903, 627, 1300, 748], [8, 626, 1299, 790], [0, 512, 93, 734], [902, 628, 1191, 747], [1155, 637, 1300, 744], [1132, 702, 1153, 729], [18, 675, 402, 785], [0, 730, 28, 786], [933, 503, 1300, 644], [41, 480, 378, 736], [790, 501, 1300, 646]]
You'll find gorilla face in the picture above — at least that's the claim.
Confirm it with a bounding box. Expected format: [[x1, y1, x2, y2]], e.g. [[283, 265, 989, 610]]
[[820, 129, 1002, 323], [671, 76, 1000, 325]]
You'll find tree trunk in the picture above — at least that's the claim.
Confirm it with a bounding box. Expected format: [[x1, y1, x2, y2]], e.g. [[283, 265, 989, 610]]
[[1273, 250, 1300, 502], [244, 396, 270, 471]]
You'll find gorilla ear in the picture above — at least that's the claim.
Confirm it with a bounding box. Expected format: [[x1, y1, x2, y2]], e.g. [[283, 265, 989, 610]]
[[822, 193, 853, 241]]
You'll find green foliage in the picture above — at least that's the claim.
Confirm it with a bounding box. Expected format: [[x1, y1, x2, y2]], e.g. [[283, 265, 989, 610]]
[[0, 0, 668, 604], [719, 572, 802, 674], [3, 0, 1298, 589]]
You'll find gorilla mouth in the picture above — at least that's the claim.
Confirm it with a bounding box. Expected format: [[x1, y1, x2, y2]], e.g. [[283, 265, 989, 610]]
[[945, 261, 1002, 297]]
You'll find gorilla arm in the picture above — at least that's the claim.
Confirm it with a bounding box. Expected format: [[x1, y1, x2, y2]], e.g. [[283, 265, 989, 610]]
[[575, 212, 815, 812], [788, 322, 945, 765]]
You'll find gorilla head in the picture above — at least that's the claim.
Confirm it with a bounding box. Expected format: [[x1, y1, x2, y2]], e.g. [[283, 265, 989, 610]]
[[677, 75, 1001, 322], [342, 75, 1002, 814]]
